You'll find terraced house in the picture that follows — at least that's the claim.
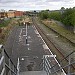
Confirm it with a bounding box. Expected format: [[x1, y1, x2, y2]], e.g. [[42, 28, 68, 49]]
[[6, 10, 24, 18]]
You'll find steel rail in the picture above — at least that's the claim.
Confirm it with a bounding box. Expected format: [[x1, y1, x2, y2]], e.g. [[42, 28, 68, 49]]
[[32, 18, 75, 73]]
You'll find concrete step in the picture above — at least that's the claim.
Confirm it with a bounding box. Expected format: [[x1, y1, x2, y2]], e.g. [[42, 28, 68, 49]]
[[20, 71, 47, 75]]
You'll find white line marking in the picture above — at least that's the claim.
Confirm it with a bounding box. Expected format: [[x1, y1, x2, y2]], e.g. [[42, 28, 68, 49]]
[[21, 58, 24, 60], [43, 44, 49, 50], [34, 30, 39, 34], [23, 35, 26, 36], [33, 26, 66, 75], [28, 48, 31, 50], [37, 35, 41, 37], [27, 44, 30, 46]]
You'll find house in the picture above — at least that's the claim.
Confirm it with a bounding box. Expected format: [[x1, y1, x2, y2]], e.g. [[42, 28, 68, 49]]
[[7, 10, 15, 18]]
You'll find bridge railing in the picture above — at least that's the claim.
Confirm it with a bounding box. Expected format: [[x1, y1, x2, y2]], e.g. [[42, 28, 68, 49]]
[[0, 48, 19, 75], [41, 51, 75, 75]]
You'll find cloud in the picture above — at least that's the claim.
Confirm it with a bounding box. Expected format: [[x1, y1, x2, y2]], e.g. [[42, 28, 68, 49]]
[[0, 0, 75, 11]]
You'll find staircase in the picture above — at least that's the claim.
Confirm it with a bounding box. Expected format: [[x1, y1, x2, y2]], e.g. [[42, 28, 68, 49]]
[[20, 71, 47, 75], [0, 46, 75, 75]]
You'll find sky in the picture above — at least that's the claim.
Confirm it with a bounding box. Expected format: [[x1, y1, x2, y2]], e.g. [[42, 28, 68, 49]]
[[0, 0, 75, 11]]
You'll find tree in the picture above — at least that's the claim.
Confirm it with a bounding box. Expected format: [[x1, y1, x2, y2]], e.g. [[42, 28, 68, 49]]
[[62, 8, 75, 24], [61, 7, 75, 33], [73, 7, 75, 9], [49, 11, 61, 21], [60, 7, 65, 14], [70, 12, 75, 33], [39, 10, 49, 19]]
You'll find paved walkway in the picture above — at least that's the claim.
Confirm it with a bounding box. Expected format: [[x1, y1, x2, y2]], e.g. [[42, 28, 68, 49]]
[[20, 71, 47, 75], [5, 25, 50, 72]]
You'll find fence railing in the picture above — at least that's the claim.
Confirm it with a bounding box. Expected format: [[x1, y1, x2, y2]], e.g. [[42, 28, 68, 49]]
[[0, 47, 19, 75], [41, 51, 75, 75]]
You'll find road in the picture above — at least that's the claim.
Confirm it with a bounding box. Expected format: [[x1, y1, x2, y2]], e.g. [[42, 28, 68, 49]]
[[4, 25, 51, 72]]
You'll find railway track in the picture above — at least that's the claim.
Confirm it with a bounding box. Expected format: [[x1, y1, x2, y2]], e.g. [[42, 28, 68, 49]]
[[32, 17, 75, 73], [42, 23, 75, 46]]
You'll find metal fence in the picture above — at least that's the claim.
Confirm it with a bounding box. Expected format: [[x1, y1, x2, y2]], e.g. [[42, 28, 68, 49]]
[[0, 48, 19, 75], [41, 51, 75, 75]]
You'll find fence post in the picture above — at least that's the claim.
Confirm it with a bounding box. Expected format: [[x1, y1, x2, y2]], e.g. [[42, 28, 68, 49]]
[[2, 49, 6, 75]]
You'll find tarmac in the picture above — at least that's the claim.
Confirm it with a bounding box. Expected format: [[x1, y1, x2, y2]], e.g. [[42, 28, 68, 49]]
[[4, 25, 50, 72]]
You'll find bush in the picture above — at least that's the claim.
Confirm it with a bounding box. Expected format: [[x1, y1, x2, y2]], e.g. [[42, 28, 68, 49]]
[[39, 10, 49, 19], [49, 11, 61, 21], [61, 8, 75, 26], [39, 7, 75, 27]]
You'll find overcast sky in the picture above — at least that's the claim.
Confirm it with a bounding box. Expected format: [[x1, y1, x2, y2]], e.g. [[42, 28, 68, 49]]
[[0, 0, 75, 11]]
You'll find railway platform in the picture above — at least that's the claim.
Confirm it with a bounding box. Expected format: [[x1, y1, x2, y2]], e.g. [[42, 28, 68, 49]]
[[0, 24, 75, 75]]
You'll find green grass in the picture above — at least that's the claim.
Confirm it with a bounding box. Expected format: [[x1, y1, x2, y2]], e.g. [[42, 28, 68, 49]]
[[42, 20, 75, 43]]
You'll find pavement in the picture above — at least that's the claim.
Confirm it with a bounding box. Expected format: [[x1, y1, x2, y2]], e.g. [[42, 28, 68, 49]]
[[20, 71, 47, 75], [4, 25, 51, 72], [4, 24, 66, 75]]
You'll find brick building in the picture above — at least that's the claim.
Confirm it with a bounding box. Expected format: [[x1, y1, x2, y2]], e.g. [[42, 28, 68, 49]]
[[0, 10, 24, 19], [14, 11, 23, 17]]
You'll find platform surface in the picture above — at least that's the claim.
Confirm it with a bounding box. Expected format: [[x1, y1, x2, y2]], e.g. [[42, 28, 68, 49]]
[[20, 71, 47, 75], [5, 25, 50, 72]]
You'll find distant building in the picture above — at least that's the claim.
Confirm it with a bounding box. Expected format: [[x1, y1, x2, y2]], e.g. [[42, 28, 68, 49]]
[[0, 12, 1, 18], [0, 10, 24, 19], [7, 10, 15, 18], [14, 11, 23, 17], [23, 11, 26, 15], [25, 11, 38, 16], [0, 12, 7, 18]]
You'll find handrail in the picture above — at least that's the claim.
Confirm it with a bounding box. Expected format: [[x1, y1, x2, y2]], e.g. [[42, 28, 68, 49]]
[[4, 49, 17, 70], [50, 51, 75, 70], [0, 48, 19, 75], [45, 60, 51, 73], [17, 58, 20, 75], [5, 63, 17, 75], [1, 68, 5, 75], [51, 61, 75, 74], [0, 56, 4, 65], [40, 51, 75, 75]]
